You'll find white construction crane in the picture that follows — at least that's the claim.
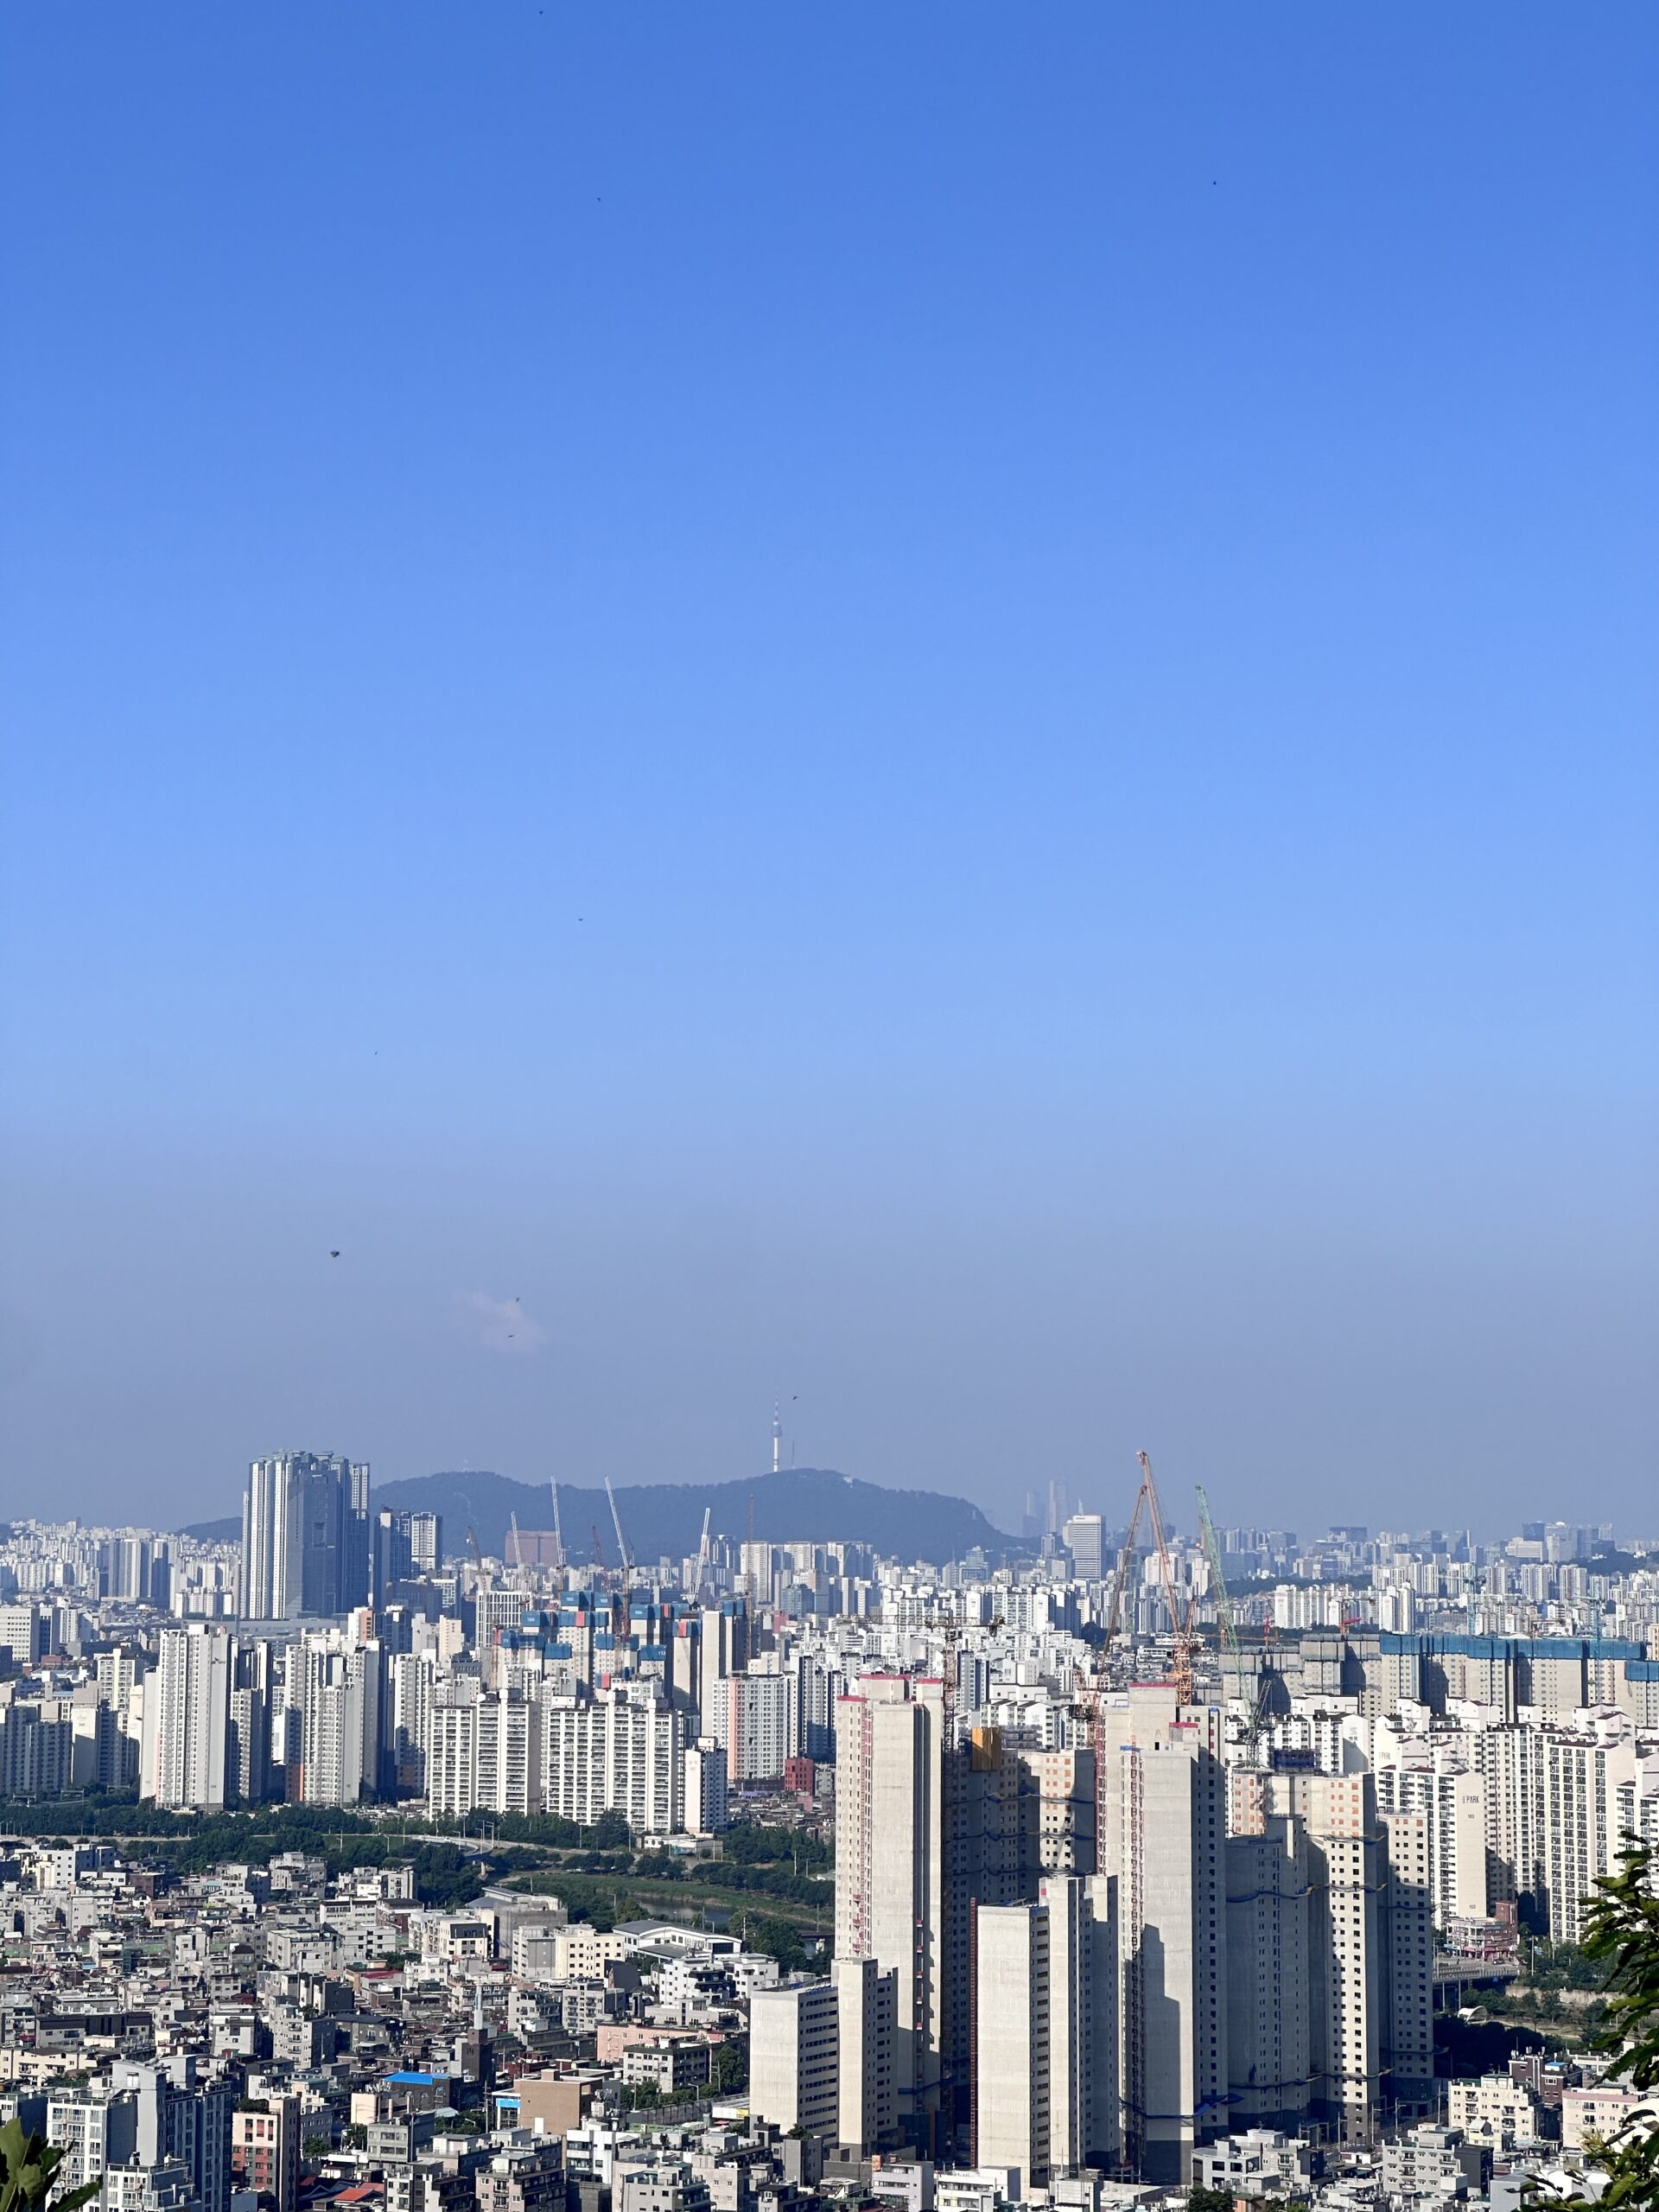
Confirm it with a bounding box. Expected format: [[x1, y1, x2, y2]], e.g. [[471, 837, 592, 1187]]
[[605, 1476, 635, 1603]]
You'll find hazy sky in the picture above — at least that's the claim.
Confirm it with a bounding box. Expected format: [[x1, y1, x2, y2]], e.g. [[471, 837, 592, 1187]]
[[3, 6, 1655, 1539]]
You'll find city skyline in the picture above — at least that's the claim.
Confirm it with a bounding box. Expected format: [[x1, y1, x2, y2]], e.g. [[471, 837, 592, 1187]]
[[2, 10, 1655, 2210], [3, 1484, 1657, 2192], [5, 1456, 1652, 1554]]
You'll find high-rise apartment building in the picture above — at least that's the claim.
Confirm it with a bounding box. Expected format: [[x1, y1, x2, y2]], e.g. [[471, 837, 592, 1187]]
[[542, 1691, 683, 1834], [0, 1602, 42, 1668], [294, 1630, 381, 1805], [1097, 1687, 1229, 2184], [476, 1587, 530, 1645], [727, 1669, 790, 1784], [1273, 1770, 1384, 2137], [973, 1874, 1117, 2197], [227, 1639, 273, 1806], [738, 1541, 777, 1605], [791, 1652, 845, 1761], [749, 1978, 839, 2135], [1225, 1808, 1311, 2134], [386, 1649, 436, 1796], [834, 1676, 1109, 2158], [683, 1737, 728, 1835], [1375, 1765, 1490, 1924], [162, 2079, 235, 2212], [1541, 1732, 1637, 1942], [835, 1675, 946, 2142], [144, 1624, 232, 1811], [1381, 1808, 1436, 2117], [834, 1955, 898, 2153], [1227, 1764, 1437, 2135], [429, 1692, 542, 1818], [100, 1535, 171, 1605], [0, 1702, 75, 1795], [241, 1452, 370, 1620], [697, 1600, 749, 1741]]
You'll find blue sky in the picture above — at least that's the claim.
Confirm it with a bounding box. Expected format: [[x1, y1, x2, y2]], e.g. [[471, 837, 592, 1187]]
[[2, 4, 1655, 1536]]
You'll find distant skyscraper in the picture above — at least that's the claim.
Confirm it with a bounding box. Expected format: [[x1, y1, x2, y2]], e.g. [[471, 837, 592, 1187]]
[[372, 1506, 443, 1601], [1061, 1512, 1105, 1580], [241, 1452, 370, 1619], [372, 1510, 411, 1601], [406, 1510, 442, 1575]]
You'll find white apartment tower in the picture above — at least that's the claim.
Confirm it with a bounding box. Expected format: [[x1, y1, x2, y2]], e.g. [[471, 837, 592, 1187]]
[[386, 1649, 436, 1796], [295, 1630, 381, 1806], [727, 1669, 790, 1784], [145, 1624, 231, 1811], [1381, 1808, 1436, 2114], [1268, 1770, 1385, 2137], [833, 1954, 899, 2152], [834, 1674, 947, 2140], [748, 1978, 839, 2135], [1228, 1764, 1435, 2134], [429, 1699, 481, 1820], [973, 1874, 1117, 2197], [1541, 1733, 1637, 1942], [543, 1691, 683, 1834], [1097, 1686, 1229, 2185], [1375, 1765, 1491, 1924], [429, 1693, 543, 1818]]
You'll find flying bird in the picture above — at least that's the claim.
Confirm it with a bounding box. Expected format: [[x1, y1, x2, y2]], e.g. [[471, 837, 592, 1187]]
[[329, 1249, 340, 1259]]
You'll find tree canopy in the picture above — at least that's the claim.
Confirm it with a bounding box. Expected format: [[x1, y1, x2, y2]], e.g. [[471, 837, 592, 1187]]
[[1538, 1840, 1659, 2212]]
